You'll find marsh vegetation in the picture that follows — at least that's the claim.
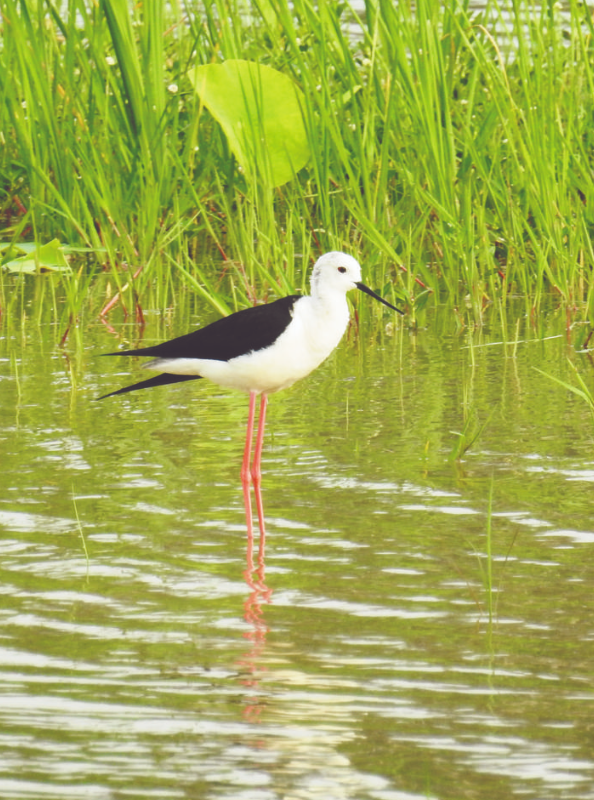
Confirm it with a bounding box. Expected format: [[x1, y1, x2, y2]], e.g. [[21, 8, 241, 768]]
[[1, 0, 594, 333]]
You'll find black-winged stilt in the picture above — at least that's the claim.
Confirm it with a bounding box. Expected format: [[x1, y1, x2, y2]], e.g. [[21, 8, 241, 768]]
[[99, 251, 403, 515]]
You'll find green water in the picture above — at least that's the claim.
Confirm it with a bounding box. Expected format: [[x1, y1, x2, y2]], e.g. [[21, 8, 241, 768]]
[[1, 294, 593, 800]]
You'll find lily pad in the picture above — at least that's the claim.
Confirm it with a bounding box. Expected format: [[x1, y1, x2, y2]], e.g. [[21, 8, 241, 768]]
[[2, 239, 72, 274], [188, 60, 310, 187]]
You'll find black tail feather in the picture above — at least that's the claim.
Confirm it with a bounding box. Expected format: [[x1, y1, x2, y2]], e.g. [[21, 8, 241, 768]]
[[97, 373, 202, 400]]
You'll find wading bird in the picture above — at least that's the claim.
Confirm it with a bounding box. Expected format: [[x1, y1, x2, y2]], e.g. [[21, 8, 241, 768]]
[[99, 252, 403, 529]]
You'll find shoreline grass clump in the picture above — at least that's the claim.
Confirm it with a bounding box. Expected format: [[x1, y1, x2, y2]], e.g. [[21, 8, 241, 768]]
[[1, 0, 594, 325]]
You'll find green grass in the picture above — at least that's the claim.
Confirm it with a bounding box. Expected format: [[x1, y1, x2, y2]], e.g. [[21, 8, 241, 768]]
[[1, 0, 594, 324], [448, 407, 493, 462], [535, 360, 594, 420]]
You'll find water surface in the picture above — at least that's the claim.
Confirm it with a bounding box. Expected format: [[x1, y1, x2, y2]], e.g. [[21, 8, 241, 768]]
[[1, 297, 593, 800]]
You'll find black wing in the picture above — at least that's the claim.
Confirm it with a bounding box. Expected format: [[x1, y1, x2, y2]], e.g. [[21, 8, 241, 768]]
[[97, 373, 202, 400], [103, 295, 301, 362]]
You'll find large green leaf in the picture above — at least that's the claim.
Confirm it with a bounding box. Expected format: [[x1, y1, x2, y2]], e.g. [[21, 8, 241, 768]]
[[188, 60, 310, 187], [2, 239, 72, 274]]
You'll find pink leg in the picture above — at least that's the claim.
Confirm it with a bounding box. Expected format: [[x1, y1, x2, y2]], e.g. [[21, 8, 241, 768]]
[[251, 394, 268, 485], [241, 391, 258, 485], [241, 392, 257, 537], [251, 394, 268, 536], [242, 477, 254, 540], [241, 392, 268, 537]]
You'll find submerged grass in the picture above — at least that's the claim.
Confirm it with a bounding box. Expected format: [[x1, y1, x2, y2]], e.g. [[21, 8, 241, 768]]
[[1, 0, 594, 325], [535, 360, 594, 421]]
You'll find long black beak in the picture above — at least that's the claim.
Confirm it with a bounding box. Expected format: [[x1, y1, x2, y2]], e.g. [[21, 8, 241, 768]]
[[357, 282, 404, 315]]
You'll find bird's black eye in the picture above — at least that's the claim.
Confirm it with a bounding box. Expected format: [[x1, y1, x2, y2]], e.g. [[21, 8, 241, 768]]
[[338, 266, 347, 273]]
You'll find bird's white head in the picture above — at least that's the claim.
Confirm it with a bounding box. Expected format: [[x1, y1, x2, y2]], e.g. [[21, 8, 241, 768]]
[[309, 250, 404, 314], [309, 251, 362, 299]]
